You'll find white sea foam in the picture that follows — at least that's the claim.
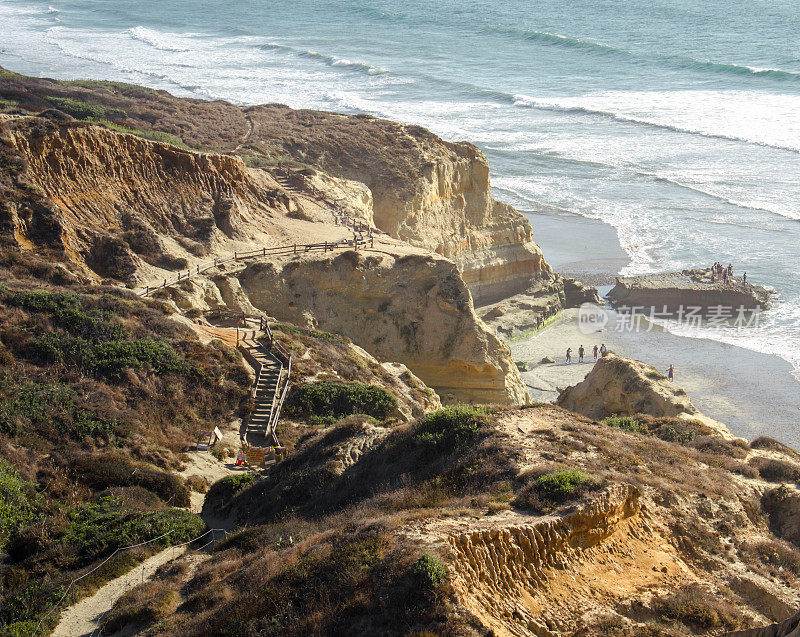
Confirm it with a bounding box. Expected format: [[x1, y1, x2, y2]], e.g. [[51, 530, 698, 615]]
[[125, 26, 192, 53], [512, 91, 800, 155]]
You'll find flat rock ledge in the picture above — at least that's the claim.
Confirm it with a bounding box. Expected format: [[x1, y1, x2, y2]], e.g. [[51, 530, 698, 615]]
[[607, 268, 773, 313]]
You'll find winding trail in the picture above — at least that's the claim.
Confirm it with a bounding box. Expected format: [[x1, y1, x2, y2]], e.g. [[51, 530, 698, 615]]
[[50, 429, 245, 636], [51, 546, 189, 637]]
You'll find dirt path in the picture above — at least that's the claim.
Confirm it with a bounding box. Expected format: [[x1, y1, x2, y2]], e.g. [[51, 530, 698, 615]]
[[51, 546, 188, 637], [51, 424, 248, 635], [233, 113, 254, 151]]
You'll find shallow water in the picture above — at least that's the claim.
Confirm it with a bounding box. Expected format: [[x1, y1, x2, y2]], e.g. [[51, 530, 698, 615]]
[[2, 0, 798, 376]]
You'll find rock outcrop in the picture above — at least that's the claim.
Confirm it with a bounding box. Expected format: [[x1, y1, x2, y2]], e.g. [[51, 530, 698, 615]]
[[556, 354, 735, 437], [242, 106, 557, 305], [235, 248, 529, 405], [446, 483, 677, 636], [1, 115, 294, 282], [557, 354, 697, 419], [607, 269, 772, 312], [479, 276, 601, 339]]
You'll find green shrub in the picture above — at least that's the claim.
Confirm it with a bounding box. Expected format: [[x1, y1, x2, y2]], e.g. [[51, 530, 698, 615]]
[[9, 290, 81, 313], [288, 381, 397, 420], [535, 470, 594, 501], [513, 469, 600, 512], [64, 79, 155, 93], [602, 415, 645, 434], [308, 415, 340, 426], [45, 96, 126, 120], [89, 119, 194, 150], [70, 453, 190, 507], [0, 382, 115, 440], [0, 461, 39, 550], [206, 473, 257, 503], [59, 497, 205, 559], [9, 290, 192, 381], [411, 553, 447, 589], [29, 333, 191, 381], [412, 405, 488, 455]]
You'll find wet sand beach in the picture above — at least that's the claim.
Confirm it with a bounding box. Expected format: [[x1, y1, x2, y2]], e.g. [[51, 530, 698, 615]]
[[511, 308, 800, 448], [517, 211, 800, 447]]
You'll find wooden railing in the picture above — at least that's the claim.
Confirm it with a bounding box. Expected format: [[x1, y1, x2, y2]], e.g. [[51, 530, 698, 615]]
[[268, 339, 292, 439], [138, 234, 374, 298]]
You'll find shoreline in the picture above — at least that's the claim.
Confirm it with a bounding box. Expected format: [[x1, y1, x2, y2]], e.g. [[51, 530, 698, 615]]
[[511, 307, 800, 448], [520, 210, 800, 447]]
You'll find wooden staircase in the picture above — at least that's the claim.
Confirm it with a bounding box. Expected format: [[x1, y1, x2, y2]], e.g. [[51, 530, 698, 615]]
[[239, 329, 292, 450]]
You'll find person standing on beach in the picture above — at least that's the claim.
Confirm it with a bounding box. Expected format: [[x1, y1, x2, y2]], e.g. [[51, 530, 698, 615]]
[[600, 343, 607, 357], [593, 344, 599, 361], [566, 348, 572, 364], [578, 345, 585, 363], [667, 364, 674, 381]]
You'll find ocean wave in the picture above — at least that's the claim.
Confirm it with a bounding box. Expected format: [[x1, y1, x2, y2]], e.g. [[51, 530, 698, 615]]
[[125, 26, 190, 53], [259, 42, 388, 76], [492, 26, 800, 83], [646, 174, 800, 221], [510, 94, 800, 154], [47, 5, 58, 13], [686, 59, 800, 82], [519, 30, 630, 56]]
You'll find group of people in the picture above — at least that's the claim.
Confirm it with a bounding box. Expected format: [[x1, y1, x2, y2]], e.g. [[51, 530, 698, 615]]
[[565, 343, 606, 364], [710, 261, 746, 286], [563, 345, 676, 381]]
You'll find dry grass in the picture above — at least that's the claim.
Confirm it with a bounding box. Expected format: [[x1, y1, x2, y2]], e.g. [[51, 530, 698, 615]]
[[0, 268, 248, 631]]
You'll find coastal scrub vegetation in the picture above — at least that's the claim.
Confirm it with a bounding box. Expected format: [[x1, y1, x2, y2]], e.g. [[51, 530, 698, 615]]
[[513, 468, 601, 512], [89, 118, 195, 150], [286, 380, 398, 421], [45, 95, 126, 121], [0, 263, 250, 633]]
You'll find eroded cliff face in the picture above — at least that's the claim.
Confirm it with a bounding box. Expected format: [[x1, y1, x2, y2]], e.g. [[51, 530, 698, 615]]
[[0, 115, 293, 281], [243, 106, 555, 305], [446, 484, 673, 636], [235, 248, 528, 405]]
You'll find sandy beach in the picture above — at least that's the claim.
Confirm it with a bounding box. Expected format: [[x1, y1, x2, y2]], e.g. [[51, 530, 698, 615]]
[[511, 307, 800, 448], [516, 211, 800, 448]]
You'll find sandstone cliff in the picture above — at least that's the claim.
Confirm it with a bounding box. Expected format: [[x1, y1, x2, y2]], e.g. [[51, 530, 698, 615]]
[[1, 115, 298, 282], [233, 247, 528, 405], [2, 69, 560, 307], [244, 105, 555, 305], [0, 108, 529, 404]]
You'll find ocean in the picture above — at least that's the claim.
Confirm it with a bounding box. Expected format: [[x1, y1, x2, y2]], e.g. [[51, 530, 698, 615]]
[[2, 0, 799, 379]]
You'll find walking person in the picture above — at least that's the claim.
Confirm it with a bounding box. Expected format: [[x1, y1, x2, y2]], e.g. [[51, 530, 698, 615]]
[[593, 344, 599, 361], [566, 347, 572, 364], [742, 272, 747, 285], [578, 345, 585, 363], [667, 364, 674, 381], [600, 343, 607, 357]]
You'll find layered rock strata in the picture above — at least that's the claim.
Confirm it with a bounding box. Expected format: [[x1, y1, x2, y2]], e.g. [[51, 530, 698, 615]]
[[446, 484, 674, 636], [236, 248, 529, 405], [607, 269, 772, 313]]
